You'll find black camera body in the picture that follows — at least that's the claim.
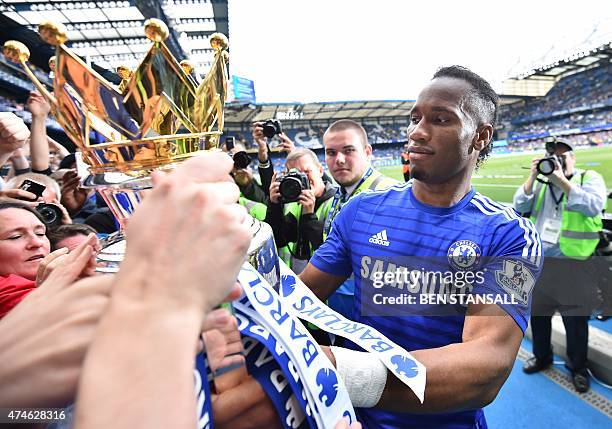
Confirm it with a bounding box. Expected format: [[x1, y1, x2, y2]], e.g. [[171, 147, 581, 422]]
[[225, 136, 252, 169], [36, 204, 63, 228], [276, 168, 310, 203], [261, 119, 283, 139], [536, 139, 566, 176], [18, 179, 63, 228]]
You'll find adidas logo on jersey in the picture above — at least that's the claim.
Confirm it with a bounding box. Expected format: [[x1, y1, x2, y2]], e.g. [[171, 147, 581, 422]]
[[369, 230, 390, 246]]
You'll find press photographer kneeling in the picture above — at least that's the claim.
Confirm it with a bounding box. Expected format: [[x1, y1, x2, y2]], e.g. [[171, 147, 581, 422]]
[[513, 138, 607, 393], [266, 148, 335, 273]]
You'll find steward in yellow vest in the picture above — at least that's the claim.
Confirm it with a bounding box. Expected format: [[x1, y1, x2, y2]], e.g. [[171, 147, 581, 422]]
[[320, 120, 400, 324], [528, 169, 605, 259], [513, 140, 606, 392]]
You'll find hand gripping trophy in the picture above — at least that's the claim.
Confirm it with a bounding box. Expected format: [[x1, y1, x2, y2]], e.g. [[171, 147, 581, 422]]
[[4, 21, 425, 428]]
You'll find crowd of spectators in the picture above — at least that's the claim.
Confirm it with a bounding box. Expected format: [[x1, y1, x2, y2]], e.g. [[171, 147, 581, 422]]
[[508, 110, 612, 138], [495, 62, 612, 144], [500, 62, 612, 124], [504, 129, 612, 153], [0, 93, 63, 132], [0, 59, 50, 93], [227, 123, 408, 150]]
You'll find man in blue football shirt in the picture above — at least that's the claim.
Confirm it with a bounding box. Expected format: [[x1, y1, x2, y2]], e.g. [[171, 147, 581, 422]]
[[297, 65, 542, 429], [213, 66, 542, 429]]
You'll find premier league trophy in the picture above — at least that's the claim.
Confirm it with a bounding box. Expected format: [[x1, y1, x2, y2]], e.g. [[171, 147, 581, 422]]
[[3, 19, 274, 274], [4, 21, 425, 428]]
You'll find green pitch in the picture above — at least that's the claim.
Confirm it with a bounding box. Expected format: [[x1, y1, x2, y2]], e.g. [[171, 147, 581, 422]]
[[379, 146, 612, 204]]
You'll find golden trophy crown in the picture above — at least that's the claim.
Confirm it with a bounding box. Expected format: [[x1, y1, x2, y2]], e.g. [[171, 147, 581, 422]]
[[3, 18, 229, 176]]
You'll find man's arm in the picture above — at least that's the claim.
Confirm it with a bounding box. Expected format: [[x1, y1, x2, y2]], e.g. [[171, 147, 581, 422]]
[[264, 202, 297, 249], [513, 185, 535, 214], [240, 175, 268, 204], [48, 137, 70, 159], [258, 162, 274, 198], [299, 263, 347, 300], [9, 148, 30, 174], [265, 173, 299, 248], [27, 92, 52, 173], [320, 303, 522, 413], [514, 158, 539, 214], [563, 171, 607, 217], [371, 303, 521, 413], [252, 123, 274, 198], [74, 153, 250, 429]]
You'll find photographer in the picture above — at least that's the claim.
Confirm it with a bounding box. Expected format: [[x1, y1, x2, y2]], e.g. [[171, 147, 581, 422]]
[[223, 139, 262, 201], [222, 139, 268, 220], [322, 120, 398, 319], [246, 120, 296, 203], [513, 139, 606, 393], [266, 148, 335, 273]]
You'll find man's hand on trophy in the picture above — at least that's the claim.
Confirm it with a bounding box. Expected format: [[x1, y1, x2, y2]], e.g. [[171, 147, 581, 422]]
[[0, 112, 30, 154], [201, 309, 245, 374], [27, 91, 51, 119], [202, 308, 250, 394], [158, 151, 236, 185], [212, 375, 282, 429], [211, 373, 363, 429], [0, 266, 111, 407], [36, 234, 98, 287], [116, 152, 251, 321]]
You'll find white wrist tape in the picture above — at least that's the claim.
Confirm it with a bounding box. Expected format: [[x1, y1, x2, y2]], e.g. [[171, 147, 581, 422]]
[[330, 346, 387, 408]]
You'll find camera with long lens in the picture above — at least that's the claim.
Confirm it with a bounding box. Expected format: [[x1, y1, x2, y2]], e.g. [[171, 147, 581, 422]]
[[260, 119, 283, 139], [276, 168, 310, 203], [536, 138, 567, 176], [36, 204, 63, 228], [225, 137, 252, 169]]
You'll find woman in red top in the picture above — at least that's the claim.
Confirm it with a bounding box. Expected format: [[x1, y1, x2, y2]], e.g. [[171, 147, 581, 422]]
[[0, 201, 51, 318]]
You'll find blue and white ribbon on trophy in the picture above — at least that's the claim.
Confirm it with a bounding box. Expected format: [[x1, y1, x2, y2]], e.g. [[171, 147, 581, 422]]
[[237, 264, 356, 428], [237, 309, 314, 429], [275, 260, 427, 402], [194, 258, 427, 429]]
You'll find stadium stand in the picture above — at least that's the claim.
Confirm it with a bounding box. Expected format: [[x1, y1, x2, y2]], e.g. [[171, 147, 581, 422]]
[[224, 57, 611, 168]]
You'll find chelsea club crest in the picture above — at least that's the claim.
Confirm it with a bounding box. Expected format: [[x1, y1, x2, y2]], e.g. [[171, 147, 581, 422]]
[[447, 240, 482, 271]]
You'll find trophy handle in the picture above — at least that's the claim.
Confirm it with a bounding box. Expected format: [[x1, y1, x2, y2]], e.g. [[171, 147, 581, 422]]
[[2, 41, 58, 107]]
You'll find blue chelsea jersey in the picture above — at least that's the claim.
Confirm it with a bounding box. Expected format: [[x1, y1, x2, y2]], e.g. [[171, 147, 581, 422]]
[[310, 183, 542, 429]]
